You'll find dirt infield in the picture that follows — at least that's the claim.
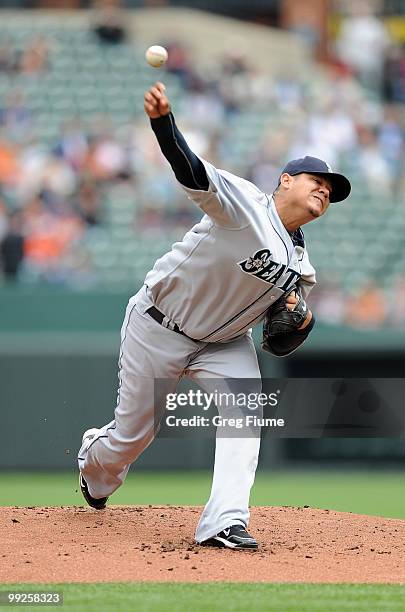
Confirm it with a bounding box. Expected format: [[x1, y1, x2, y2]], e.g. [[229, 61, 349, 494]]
[[1, 505, 405, 583]]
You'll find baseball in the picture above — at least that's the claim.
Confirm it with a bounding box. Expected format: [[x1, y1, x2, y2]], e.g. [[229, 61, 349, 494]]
[[145, 45, 168, 68]]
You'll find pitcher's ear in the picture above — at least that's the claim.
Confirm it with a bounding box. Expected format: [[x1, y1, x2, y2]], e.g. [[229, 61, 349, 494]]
[[279, 173, 293, 189]]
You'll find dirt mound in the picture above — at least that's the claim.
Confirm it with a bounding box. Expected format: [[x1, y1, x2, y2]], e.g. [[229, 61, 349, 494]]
[[1, 505, 405, 583]]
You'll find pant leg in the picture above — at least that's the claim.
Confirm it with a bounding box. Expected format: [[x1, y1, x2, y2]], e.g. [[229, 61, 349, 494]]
[[187, 333, 262, 543], [77, 294, 199, 499]]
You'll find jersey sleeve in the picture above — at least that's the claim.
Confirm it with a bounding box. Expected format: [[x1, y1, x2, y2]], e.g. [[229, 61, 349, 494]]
[[180, 158, 259, 229]]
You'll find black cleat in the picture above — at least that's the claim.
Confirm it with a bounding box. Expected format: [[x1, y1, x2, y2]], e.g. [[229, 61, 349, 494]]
[[201, 525, 258, 550], [79, 474, 108, 510]]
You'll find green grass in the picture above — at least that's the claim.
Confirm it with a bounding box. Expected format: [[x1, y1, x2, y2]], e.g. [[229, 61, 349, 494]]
[[1, 583, 405, 612], [0, 470, 404, 518]]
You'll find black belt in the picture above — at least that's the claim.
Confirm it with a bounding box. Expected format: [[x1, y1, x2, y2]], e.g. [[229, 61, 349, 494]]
[[146, 306, 189, 338]]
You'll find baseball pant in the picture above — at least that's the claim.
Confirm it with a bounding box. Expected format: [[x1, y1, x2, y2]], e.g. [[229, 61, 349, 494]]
[[78, 286, 262, 543]]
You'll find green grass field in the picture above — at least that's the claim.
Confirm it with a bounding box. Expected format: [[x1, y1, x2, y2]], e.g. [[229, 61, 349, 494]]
[[0, 470, 404, 519], [1, 583, 405, 612], [1, 471, 404, 611]]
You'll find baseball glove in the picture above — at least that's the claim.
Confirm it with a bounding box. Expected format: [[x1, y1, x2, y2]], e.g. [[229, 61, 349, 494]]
[[262, 286, 308, 352]]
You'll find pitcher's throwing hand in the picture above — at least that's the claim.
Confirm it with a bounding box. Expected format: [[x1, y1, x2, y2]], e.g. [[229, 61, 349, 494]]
[[144, 82, 171, 119]]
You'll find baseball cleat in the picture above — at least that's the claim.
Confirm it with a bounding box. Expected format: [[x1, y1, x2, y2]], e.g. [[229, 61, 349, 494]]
[[201, 525, 258, 550], [79, 428, 108, 510], [79, 474, 108, 510]]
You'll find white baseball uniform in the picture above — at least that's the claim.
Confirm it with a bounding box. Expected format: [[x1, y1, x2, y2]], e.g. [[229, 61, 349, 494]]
[[78, 158, 316, 542]]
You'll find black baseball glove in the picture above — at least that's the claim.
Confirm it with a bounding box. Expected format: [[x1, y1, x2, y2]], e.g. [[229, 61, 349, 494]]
[[262, 286, 314, 356]]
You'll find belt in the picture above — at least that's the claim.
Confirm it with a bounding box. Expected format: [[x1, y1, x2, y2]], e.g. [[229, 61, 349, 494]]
[[146, 306, 189, 338]]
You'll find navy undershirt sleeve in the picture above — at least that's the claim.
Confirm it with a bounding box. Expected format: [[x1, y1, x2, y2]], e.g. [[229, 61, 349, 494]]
[[150, 113, 209, 191]]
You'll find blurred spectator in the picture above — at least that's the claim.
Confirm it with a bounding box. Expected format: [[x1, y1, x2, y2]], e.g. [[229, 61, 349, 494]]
[[354, 126, 393, 196], [0, 211, 24, 282], [0, 91, 31, 141], [247, 130, 289, 194], [0, 199, 9, 243], [377, 108, 404, 193], [283, 2, 321, 58], [74, 179, 102, 227], [310, 280, 346, 325], [221, 49, 251, 78], [18, 35, 50, 75], [0, 132, 20, 187], [389, 278, 405, 327], [15, 137, 49, 203], [288, 99, 357, 167], [179, 83, 225, 130], [0, 43, 18, 75], [41, 154, 77, 201], [164, 41, 195, 88], [215, 52, 256, 116], [16, 147, 77, 210], [91, 0, 127, 45], [308, 101, 357, 158], [382, 44, 405, 103], [54, 120, 89, 172], [273, 76, 304, 113], [334, 0, 391, 95], [85, 133, 128, 181], [23, 196, 84, 282], [345, 282, 388, 329]]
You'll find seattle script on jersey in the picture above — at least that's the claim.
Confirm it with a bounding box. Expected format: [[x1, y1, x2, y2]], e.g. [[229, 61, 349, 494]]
[[238, 248, 301, 292]]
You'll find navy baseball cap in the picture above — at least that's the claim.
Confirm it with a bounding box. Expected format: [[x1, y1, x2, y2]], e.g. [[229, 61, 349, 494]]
[[280, 156, 351, 203]]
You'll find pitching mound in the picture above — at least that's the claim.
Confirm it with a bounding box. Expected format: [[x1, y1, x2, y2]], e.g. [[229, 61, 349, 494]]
[[1, 505, 405, 583]]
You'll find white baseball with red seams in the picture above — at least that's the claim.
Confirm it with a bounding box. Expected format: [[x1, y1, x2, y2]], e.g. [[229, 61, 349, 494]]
[[145, 45, 168, 68]]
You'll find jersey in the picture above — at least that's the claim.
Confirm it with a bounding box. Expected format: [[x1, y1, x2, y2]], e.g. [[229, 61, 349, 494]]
[[144, 159, 316, 343]]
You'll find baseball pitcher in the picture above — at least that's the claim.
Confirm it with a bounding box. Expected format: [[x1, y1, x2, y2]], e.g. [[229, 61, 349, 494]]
[[78, 82, 351, 549]]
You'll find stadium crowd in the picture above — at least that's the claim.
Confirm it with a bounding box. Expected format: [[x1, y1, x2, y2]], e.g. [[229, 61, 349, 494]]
[[0, 11, 404, 329]]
